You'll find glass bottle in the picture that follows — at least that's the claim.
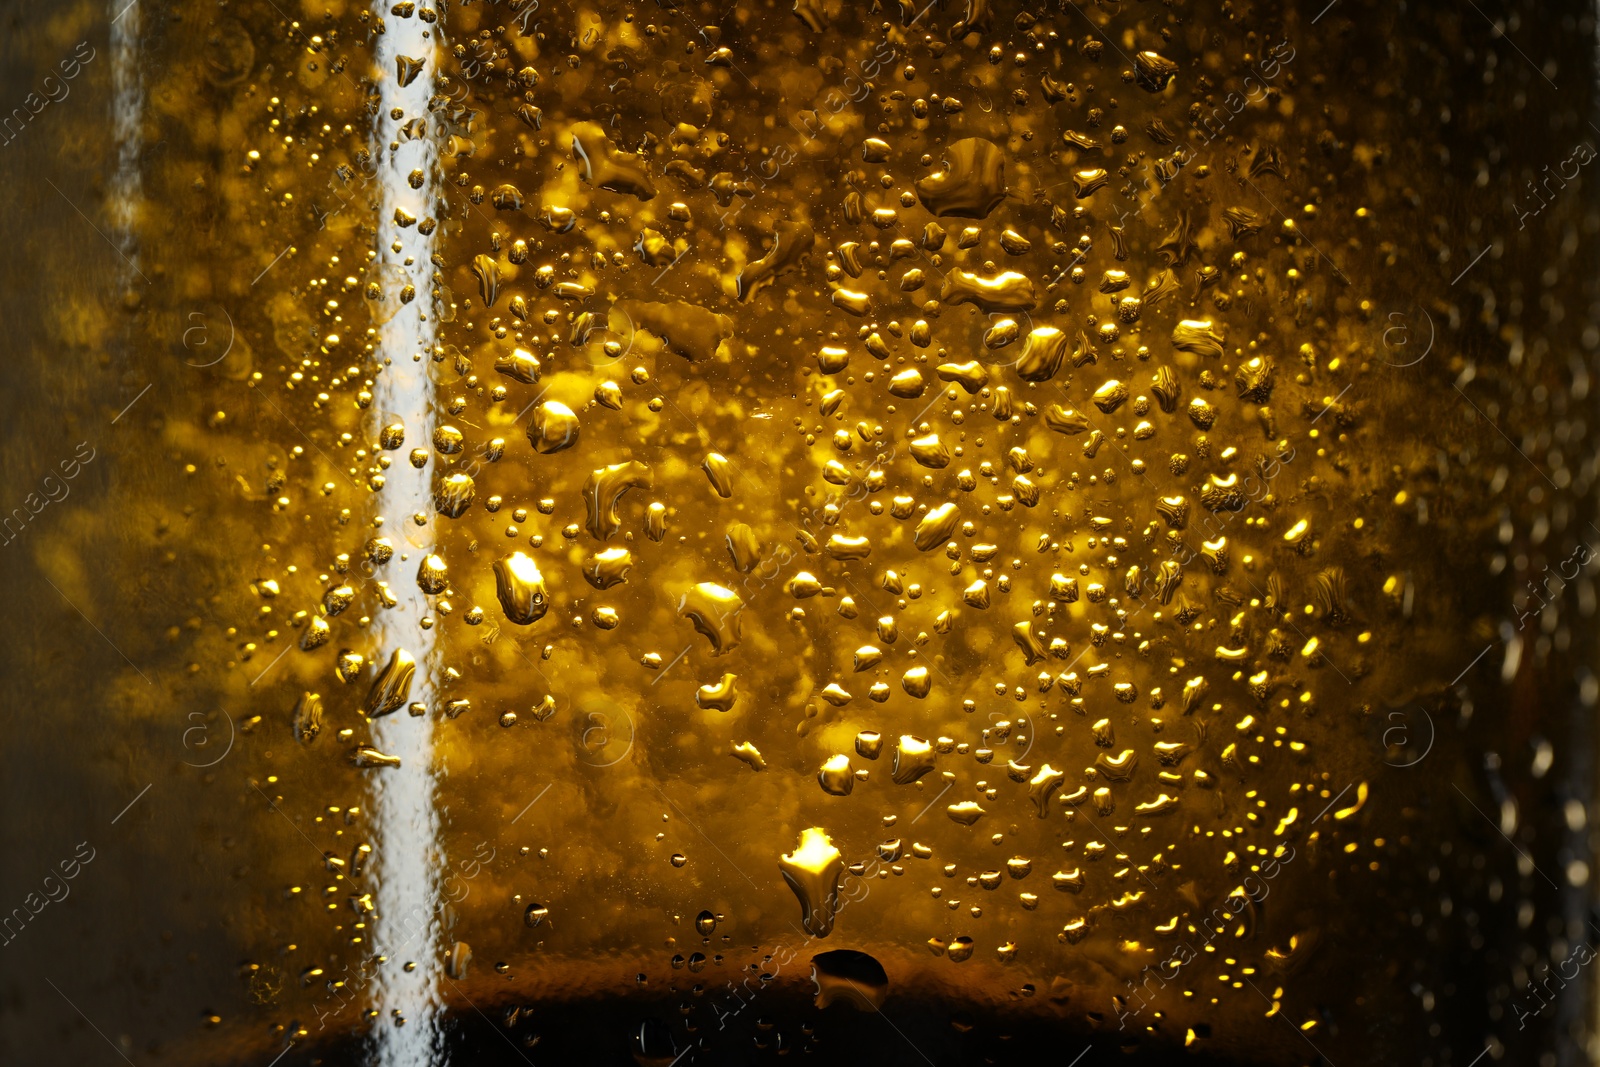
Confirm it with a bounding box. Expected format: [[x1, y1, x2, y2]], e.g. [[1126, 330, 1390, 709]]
[[1, 1, 1595, 1065]]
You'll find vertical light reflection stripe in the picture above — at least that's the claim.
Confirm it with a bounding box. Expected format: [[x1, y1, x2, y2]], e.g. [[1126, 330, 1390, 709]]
[[109, 0, 140, 262], [368, 6, 445, 1065]]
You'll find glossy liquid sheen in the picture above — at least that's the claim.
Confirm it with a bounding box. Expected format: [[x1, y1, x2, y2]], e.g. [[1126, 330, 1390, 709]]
[[1, 1, 1596, 1065]]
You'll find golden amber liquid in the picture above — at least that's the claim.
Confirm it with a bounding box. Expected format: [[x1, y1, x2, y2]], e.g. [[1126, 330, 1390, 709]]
[[0, 1, 1595, 1065]]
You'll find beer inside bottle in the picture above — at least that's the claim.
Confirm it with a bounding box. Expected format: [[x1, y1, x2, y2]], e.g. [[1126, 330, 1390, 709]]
[[1, 0, 1595, 1063]]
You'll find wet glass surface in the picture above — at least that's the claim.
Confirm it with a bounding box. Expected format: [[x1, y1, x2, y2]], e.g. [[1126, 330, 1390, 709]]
[[1, 1, 1598, 1064]]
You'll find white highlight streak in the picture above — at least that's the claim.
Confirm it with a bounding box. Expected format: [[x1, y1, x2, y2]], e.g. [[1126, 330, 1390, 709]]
[[369, 9, 444, 1066], [109, 0, 141, 262]]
